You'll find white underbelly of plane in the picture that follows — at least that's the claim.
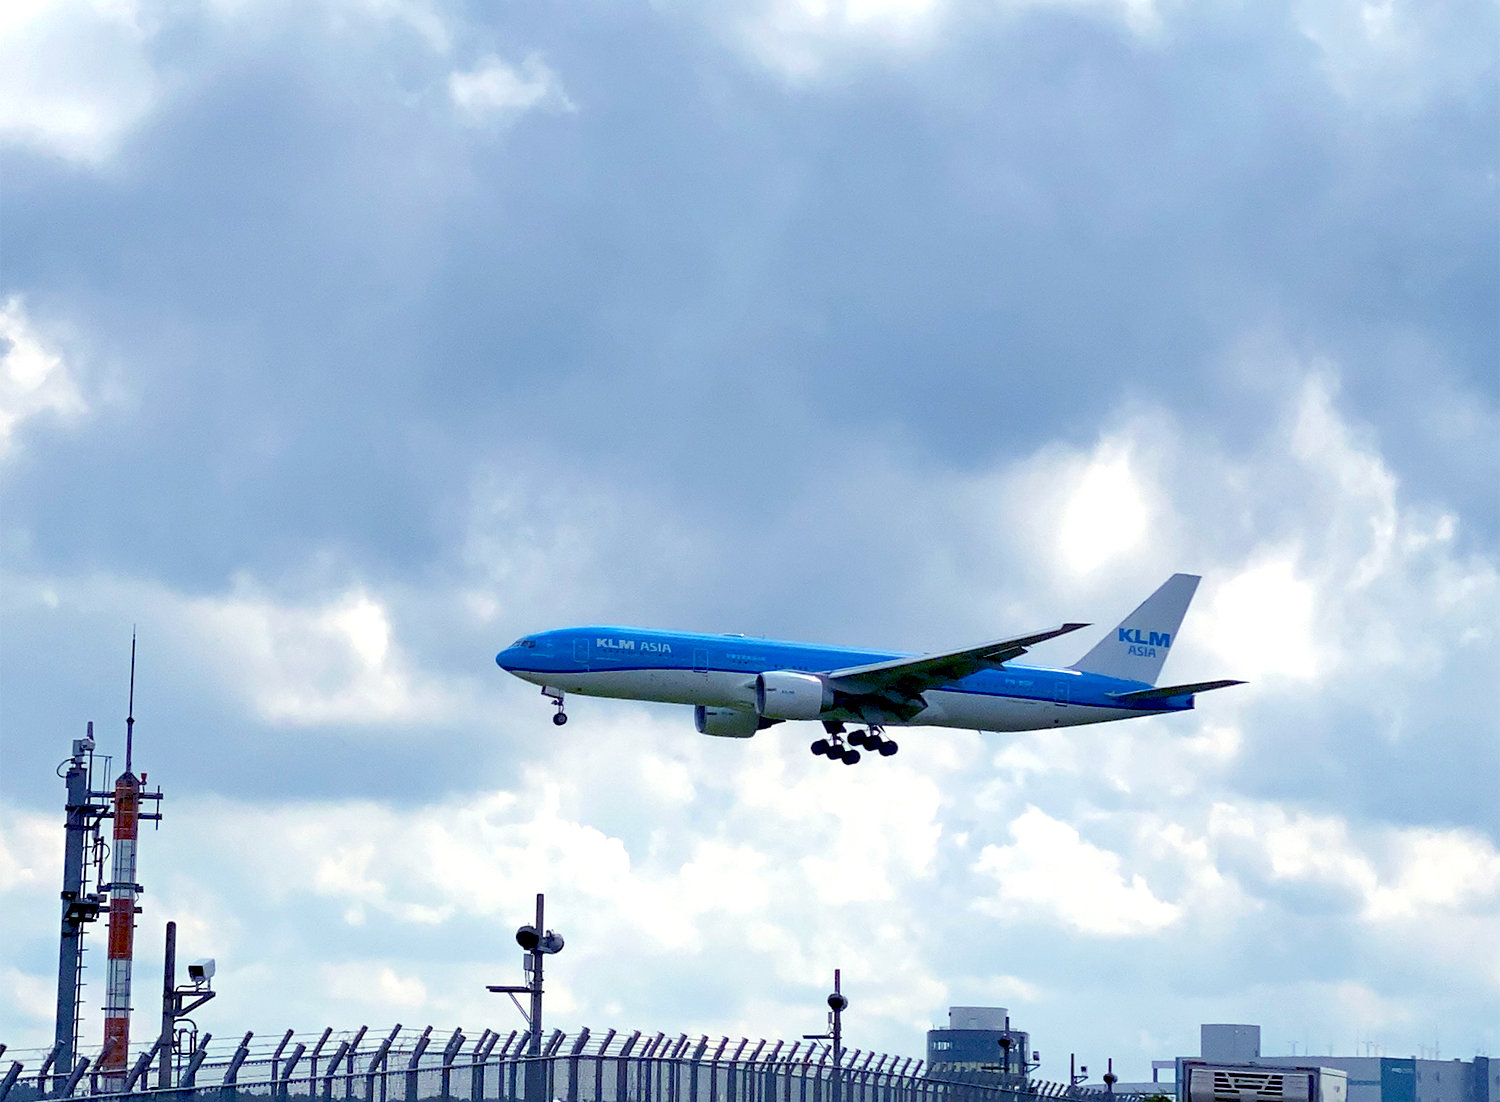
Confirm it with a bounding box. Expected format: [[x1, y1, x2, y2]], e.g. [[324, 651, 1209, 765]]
[[513, 668, 1143, 733], [912, 690, 1137, 732]]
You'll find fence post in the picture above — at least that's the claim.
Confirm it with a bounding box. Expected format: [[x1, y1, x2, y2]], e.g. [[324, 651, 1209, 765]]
[[441, 1029, 467, 1102], [342, 1027, 369, 1102], [125, 1036, 167, 1093], [595, 1029, 616, 1102], [180, 1033, 214, 1089], [310, 1030, 334, 1084], [367, 1026, 403, 1102], [325, 1043, 352, 1102], [567, 1028, 591, 1102], [282, 1042, 309, 1102], [220, 1030, 254, 1102], [406, 1027, 435, 1102], [57, 1057, 90, 1099], [1, 1062, 23, 1102]]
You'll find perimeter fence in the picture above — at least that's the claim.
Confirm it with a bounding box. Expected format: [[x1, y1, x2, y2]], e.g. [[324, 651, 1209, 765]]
[[0, 1028, 1140, 1102]]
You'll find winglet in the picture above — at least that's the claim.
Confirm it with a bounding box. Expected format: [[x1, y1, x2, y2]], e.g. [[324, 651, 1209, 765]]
[[1070, 573, 1201, 685]]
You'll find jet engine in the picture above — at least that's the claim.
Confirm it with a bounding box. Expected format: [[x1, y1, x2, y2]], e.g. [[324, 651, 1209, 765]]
[[755, 671, 832, 720], [694, 706, 762, 738]]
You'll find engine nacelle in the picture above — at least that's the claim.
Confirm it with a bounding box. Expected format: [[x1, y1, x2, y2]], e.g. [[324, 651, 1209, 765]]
[[695, 706, 762, 738], [755, 671, 831, 720]]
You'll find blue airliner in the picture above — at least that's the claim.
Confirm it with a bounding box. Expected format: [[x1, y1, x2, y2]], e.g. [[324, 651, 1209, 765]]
[[495, 573, 1243, 764]]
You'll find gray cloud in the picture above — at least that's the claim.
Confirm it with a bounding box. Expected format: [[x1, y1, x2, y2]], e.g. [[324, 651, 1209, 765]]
[[2, 0, 1496, 1075]]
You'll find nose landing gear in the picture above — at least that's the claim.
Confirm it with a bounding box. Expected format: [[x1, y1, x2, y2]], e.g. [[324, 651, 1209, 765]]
[[809, 727, 896, 763], [543, 687, 567, 725]]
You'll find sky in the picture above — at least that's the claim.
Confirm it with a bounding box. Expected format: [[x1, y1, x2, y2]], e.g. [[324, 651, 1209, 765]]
[[1, 0, 1497, 1081]]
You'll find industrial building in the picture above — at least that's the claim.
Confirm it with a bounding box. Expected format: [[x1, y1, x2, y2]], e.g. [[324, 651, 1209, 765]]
[[1116, 1025, 1499, 1102], [925, 1008, 1031, 1080]]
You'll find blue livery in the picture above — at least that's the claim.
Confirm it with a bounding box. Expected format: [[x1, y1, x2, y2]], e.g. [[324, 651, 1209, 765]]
[[496, 573, 1243, 764]]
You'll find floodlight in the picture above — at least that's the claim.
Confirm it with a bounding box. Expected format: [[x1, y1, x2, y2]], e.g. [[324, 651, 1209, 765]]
[[516, 925, 541, 950]]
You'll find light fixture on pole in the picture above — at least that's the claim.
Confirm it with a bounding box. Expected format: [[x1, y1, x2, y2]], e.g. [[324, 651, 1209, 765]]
[[802, 970, 847, 1102], [487, 893, 564, 1101]]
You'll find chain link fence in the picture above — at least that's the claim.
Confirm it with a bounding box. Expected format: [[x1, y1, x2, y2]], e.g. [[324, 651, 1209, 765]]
[[1, 1029, 1140, 1102]]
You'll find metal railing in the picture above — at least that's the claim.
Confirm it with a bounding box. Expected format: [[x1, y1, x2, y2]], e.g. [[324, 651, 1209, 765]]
[[0, 1030, 1140, 1102]]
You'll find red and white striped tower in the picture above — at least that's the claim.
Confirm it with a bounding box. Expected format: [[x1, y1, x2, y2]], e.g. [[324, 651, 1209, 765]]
[[99, 639, 144, 1090], [99, 767, 141, 1088]]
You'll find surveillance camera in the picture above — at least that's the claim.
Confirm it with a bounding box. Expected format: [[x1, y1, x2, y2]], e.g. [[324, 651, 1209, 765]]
[[187, 959, 215, 985], [827, 994, 848, 1012], [516, 925, 541, 950]]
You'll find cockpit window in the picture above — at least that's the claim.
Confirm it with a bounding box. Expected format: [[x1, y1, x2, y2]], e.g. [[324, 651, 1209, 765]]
[[511, 637, 538, 649]]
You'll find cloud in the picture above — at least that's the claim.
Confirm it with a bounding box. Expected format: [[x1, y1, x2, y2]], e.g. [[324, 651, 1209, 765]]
[[1055, 440, 1154, 576], [0, 0, 1494, 1066], [730, 0, 944, 80], [448, 54, 575, 126], [0, 298, 89, 461], [973, 806, 1182, 936], [1293, 0, 1496, 112], [0, 0, 159, 164], [183, 582, 452, 726]]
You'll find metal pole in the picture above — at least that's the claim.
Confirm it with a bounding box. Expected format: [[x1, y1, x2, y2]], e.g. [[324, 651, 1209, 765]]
[[54, 728, 100, 1087], [831, 971, 843, 1102], [159, 921, 177, 1088], [530, 894, 544, 1057], [526, 894, 545, 1102]]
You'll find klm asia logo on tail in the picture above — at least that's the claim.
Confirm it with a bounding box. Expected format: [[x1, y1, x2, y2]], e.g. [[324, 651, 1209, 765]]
[[1120, 627, 1171, 657]]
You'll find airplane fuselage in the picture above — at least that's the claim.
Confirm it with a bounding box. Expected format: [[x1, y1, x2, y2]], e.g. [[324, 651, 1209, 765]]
[[497, 626, 1187, 733]]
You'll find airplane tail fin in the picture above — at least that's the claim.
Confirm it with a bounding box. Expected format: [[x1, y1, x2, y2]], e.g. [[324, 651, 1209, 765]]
[[1070, 573, 1201, 685]]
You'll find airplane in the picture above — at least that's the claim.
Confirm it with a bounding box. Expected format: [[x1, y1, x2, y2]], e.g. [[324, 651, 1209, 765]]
[[495, 573, 1243, 764]]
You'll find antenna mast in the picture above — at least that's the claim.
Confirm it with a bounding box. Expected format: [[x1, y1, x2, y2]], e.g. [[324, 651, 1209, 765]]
[[125, 631, 136, 774]]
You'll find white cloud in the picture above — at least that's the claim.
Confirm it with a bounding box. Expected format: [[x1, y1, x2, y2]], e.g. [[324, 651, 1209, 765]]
[[1206, 802, 1500, 925], [0, 0, 159, 164], [973, 805, 1182, 936], [1292, 0, 1492, 111], [0, 967, 54, 1028], [735, 0, 943, 80], [323, 962, 430, 1009], [0, 298, 89, 459], [723, 0, 1173, 81], [448, 54, 575, 126], [1056, 440, 1153, 576], [1201, 556, 1321, 682], [0, 809, 58, 896], [183, 581, 468, 726]]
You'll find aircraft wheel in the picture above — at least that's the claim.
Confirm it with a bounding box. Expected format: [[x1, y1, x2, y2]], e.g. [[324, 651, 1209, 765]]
[[552, 712, 568, 726], [848, 730, 867, 748], [879, 740, 898, 756], [841, 748, 861, 765], [810, 739, 830, 756]]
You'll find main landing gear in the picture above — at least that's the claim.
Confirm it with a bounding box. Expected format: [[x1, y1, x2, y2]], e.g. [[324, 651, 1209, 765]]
[[542, 686, 568, 726], [809, 725, 897, 765]]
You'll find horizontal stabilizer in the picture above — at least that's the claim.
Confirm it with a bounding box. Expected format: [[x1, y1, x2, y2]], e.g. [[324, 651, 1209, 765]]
[[1108, 679, 1246, 704]]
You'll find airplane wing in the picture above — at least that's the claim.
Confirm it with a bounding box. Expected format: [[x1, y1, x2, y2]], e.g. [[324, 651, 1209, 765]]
[[826, 623, 1091, 697], [1107, 679, 1246, 704]]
